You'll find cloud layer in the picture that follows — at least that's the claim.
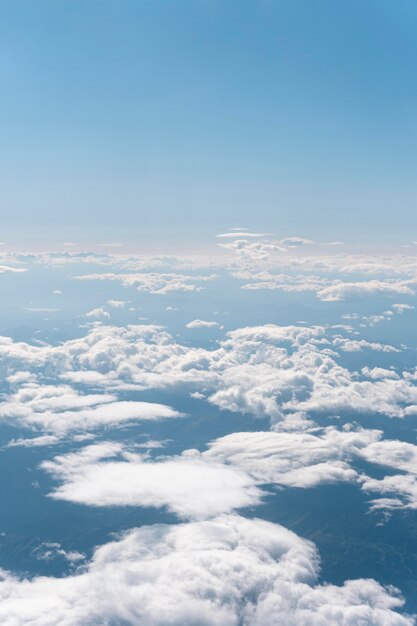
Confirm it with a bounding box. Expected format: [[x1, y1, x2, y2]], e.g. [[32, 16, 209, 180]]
[[0, 514, 412, 626]]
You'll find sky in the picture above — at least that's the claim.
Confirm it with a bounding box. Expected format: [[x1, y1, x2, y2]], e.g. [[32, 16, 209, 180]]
[[1, 0, 417, 249], [3, 6, 417, 621]]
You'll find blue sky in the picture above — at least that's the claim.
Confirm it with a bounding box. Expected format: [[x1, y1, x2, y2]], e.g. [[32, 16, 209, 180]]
[[1, 0, 417, 249]]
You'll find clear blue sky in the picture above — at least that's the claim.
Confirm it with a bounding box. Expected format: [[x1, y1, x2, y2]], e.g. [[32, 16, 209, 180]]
[[1, 0, 417, 249]]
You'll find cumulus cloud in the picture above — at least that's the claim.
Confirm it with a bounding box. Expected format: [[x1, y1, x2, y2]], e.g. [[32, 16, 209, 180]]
[[362, 367, 400, 380], [332, 337, 400, 353], [218, 240, 286, 260], [0, 514, 411, 626], [84, 307, 110, 319], [0, 323, 416, 426]]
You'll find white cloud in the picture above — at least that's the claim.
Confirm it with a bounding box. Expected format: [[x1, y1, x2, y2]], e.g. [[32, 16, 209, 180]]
[[219, 240, 285, 259], [359, 439, 417, 510], [216, 231, 273, 238], [106, 299, 128, 308], [317, 280, 414, 302], [1, 323, 417, 426], [186, 320, 220, 329], [0, 265, 27, 274], [76, 272, 218, 294], [42, 443, 261, 519], [44, 426, 417, 517], [278, 237, 314, 247], [84, 307, 110, 319], [0, 514, 410, 626], [362, 367, 400, 380], [205, 428, 379, 489], [393, 303, 415, 313], [6, 434, 61, 448], [332, 337, 400, 353], [32, 542, 85, 564], [24, 307, 60, 313], [0, 383, 181, 434]]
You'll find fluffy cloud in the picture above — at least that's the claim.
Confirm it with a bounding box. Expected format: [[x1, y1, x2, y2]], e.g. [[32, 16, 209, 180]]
[[218, 240, 286, 260], [332, 337, 400, 353], [0, 516, 414, 626], [205, 428, 379, 488], [359, 439, 417, 510], [0, 323, 415, 427], [41, 442, 262, 519], [362, 367, 400, 380], [0, 514, 411, 626], [43, 427, 417, 517], [84, 307, 110, 319], [0, 383, 181, 434], [185, 319, 220, 329]]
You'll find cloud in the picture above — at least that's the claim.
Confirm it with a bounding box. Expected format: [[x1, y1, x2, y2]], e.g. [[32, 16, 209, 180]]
[[278, 237, 314, 247], [0, 383, 182, 434], [84, 307, 110, 319], [341, 303, 415, 328], [1, 322, 416, 426], [359, 439, 417, 510], [186, 320, 220, 329], [219, 240, 285, 259], [42, 442, 262, 519], [205, 428, 379, 489], [393, 303, 414, 313], [317, 280, 414, 302], [75, 272, 218, 294], [332, 337, 400, 353], [106, 299, 128, 308], [32, 542, 85, 564], [43, 426, 417, 516], [0, 265, 27, 274], [24, 307, 60, 313], [236, 273, 415, 303], [6, 434, 61, 448], [362, 367, 400, 380], [0, 514, 411, 626], [216, 231, 273, 238]]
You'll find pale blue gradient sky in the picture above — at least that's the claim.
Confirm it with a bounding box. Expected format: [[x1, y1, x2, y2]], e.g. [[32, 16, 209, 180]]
[[1, 0, 417, 250]]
